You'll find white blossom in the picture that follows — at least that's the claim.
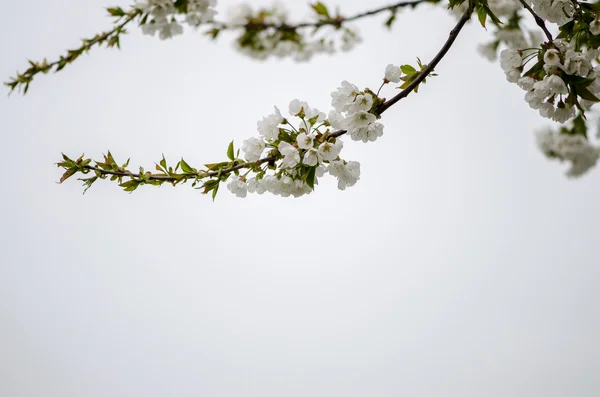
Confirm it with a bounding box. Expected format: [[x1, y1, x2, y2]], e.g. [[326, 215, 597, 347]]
[[278, 141, 300, 168], [303, 148, 322, 166], [500, 49, 522, 71], [543, 49, 561, 66], [384, 64, 402, 83], [296, 133, 315, 150], [327, 160, 361, 190], [242, 137, 265, 162], [227, 175, 248, 198], [247, 177, 266, 194], [347, 93, 374, 114], [289, 99, 309, 116], [257, 107, 283, 141], [591, 20, 600, 36], [331, 81, 360, 112], [318, 139, 343, 161]]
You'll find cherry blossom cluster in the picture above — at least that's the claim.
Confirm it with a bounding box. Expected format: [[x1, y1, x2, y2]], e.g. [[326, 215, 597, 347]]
[[136, 0, 217, 40], [536, 125, 600, 177], [500, 41, 600, 124], [223, 3, 361, 62], [226, 96, 362, 198], [225, 62, 419, 198]]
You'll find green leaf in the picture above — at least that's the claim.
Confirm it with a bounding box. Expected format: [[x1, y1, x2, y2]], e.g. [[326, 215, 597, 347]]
[[477, 5, 487, 29], [212, 182, 219, 201], [180, 158, 194, 174], [482, 4, 502, 25], [384, 11, 397, 29], [106, 7, 125, 17], [59, 168, 78, 184], [576, 86, 600, 102], [400, 64, 416, 75], [306, 167, 316, 189], [120, 179, 140, 192], [227, 140, 235, 161], [160, 155, 167, 169], [311, 2, 330, 19]]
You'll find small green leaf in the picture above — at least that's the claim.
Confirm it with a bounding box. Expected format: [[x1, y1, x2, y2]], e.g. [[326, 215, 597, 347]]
[[311, 2, 330, 18], [477, 6, 487, 29], [227, 140, 235, 161], [306, 167, 316, 189], [180, 158, 194, 173], [400, 64, 416, 75], [212, 182, 219, 201], [576, 86, 600, 102], [106, 7, 125, 17]]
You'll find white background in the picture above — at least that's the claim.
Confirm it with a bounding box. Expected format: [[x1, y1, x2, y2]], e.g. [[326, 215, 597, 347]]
[[1, 1, 599, 396]]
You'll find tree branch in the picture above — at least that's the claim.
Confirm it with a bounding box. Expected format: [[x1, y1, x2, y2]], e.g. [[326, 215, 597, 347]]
[[517, 0, 553, 42], [5, 11, 140, 93], [65, 7, 474, 190]]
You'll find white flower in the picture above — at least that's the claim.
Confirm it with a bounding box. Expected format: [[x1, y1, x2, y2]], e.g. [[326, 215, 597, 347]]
[[247, 177, 266, 194], [384, 64, 402, 82], [328, 110, 345, 130], [591, 20, 600, 36], [278, 141, 300, 168], [296, 133, 315, 150], [500, 49, 522, 71], [543, 49, 561, 66], [517, 76, 536, 91], [303, 148, 322, 166], [525, 90, 543, 109], [316, 165, 326, 178], [318, 139, 343, 161], [344, 111, 376, 130], [551, 104, 576, 123], [545, 74, 568, 95], [532, 79, 551, 99], [289, 99, 309, 116], [262, 175, 281, 194], [227, 175, 247, 198], [367, 122, 384, 142], [504, 68, 521, 83], [241, 137, 265, 162], [539, 102, 555, 119], [327, 160, 361, 190], [537, 130, 600, 177], [563, 50, 592, 77], [257, 107, 283, 141], [347, 93, 374, 113], [304, 107, 326, 124], [331, 81, 359, 112]]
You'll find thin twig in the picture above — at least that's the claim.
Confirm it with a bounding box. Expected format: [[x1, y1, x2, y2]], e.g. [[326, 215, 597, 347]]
[[82, 156, 277, 182], [518, 0, 553, 42]]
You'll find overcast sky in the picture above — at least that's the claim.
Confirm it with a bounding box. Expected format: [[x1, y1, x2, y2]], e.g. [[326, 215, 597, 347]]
[[1, 1, 599, 396]]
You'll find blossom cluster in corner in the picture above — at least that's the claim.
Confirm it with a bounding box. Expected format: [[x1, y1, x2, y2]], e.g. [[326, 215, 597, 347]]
[[136, 0, 217, 39], [223, 3, 361, 62]]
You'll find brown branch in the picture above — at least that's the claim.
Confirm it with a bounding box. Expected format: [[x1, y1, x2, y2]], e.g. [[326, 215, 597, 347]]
[[517, 0, 553, 42]]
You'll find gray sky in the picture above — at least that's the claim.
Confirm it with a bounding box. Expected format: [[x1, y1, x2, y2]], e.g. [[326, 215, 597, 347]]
[[1, 1, 599, 396]]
